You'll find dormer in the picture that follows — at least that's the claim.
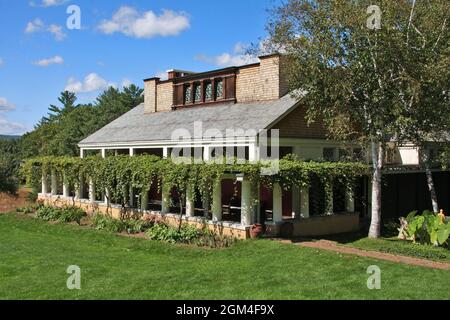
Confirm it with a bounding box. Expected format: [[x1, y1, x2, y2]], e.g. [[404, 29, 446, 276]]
[[143, 53, 288, 114]]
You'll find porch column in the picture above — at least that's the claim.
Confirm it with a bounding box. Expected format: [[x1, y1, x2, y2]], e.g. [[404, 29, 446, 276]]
[[51, 170, 58, 196], [212, 179, 222, 222], [185, 186, 195, 218], [345, 185, 355, 213], [300, 187, 310, 218], [89, 178, 96, 203], [129, 148, 135, 207], [141, 189, 149, 211], [163, 147, 169, 159], [41, 171, 48, 194], [292, 186, 300, 219], [104, 188, 111, 206], [101, 148, 106, 158], [80, 148, 85, 159], [62, 173, 70, 198], [325, 182, 334, 215], [203, 146, 210, 162], [161, 184, 170, 214], [76, 176, 84, 200], [203, 197, 210, 218], [272, 183, 283, 223], [240, 179, 253, 226]]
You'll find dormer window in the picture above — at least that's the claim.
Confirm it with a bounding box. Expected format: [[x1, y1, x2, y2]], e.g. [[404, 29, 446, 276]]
[[172, 68, 236, 109], [215, 79, 224, 99], [184, 85, 192, 104], [194, 83, 202, 103], [204, 82, 213, 101]]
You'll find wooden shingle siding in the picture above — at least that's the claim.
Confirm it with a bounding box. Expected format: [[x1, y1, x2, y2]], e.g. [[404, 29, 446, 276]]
[[271, 105, 328, 139]]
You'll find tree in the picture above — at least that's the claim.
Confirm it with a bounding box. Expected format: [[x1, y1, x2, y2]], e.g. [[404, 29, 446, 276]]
[[266, 0, 449, 237]]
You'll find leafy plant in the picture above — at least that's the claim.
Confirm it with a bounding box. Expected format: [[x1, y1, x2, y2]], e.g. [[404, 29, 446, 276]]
[[405, 210, 450, 247], [58, 206, 86, 225]]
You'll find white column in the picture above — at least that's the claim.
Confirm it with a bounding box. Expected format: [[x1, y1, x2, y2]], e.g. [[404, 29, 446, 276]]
[[292, 186, 300, 219], [241, 179, 253, 226], [41, 171, 48, 194], [325, 183, 334, 215], [89, 178, 96, 203], [346, 186, 355, 213], [129, 148, 134, 156], [248, 143, 257, 162], [51, 170, 58, 196], [300, 187, 310, 218], [141, 189, 149, 211], [203, 146, 210, 162], [104, 188, 111, 206], [80, 149, 85, 159], [101, 148, 106, 158], [76, 176, 84, 200], [272, 183, 283, 223], [185, 187, 195, 218], [129, 148, 135, 207], [161, 184, 170, 214], [203, 197, 210, 218], [163, 147, 169, 159], [62, 173, 70, 198], [212, 180, 222, 222]]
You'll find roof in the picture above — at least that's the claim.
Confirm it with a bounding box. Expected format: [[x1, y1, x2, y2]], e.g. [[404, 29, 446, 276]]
[[79, 94, 300, 146]]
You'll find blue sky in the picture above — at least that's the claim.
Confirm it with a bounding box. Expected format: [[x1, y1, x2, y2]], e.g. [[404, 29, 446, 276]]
[[0, 0, 280, 135]]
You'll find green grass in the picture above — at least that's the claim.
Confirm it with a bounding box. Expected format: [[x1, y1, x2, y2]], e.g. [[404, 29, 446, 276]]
[[0, 213, 449, 300], [347, 237, 450, 263]]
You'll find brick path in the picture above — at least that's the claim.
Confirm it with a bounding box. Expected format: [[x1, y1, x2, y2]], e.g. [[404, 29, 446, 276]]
[[282, 239, 450, 270]]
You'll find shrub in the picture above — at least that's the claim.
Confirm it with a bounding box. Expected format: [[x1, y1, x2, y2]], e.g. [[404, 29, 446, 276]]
[[35, 205, 86, 225], [146, 222, 238, 248], [123, 219, 153, 234], [36, 206, 62, 221], [92, 214, 153, 234], [58, 206, 86, 225], [16, 203, 42, 214], [405, 210, 450, 247]]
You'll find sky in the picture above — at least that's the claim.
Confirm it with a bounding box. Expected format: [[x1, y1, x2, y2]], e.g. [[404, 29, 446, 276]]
[[0, 0, 281, 135]]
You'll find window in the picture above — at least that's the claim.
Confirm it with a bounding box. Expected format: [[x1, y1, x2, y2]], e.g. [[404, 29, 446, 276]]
[[184, 85, 192, 104], [323, 148, 335, 162], [194, 83, 202, 103], [215, 79, 223, 99], [204, 82, 212, 101]]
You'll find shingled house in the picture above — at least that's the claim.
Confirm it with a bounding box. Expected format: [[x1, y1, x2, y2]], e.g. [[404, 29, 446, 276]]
[[39, 53, 450, 238]]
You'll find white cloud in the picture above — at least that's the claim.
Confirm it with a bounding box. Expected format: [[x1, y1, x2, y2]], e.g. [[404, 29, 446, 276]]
[[98, 6, 190, 39], [195, 43, 258, 67], [65, 73, 115, 93], [155, 71, 168, 81], [33, 55, 64, 67], [25, 18, 44, 33], [121, 79, 132, 88], [29, 0, 68, 7], [47, 24, 66, 41], [24, 19, 66, 41], [0, 97, 16, 112]]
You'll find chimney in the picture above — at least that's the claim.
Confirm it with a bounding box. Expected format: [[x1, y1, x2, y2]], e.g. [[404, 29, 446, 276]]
[[144, 77, 158, 113]]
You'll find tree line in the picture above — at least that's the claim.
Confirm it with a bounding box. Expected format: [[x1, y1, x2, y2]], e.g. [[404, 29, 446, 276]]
[[0, 85, 144, 194]]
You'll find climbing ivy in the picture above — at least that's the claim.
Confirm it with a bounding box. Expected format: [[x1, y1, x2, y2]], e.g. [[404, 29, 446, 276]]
[[22, 155, 369, 210]]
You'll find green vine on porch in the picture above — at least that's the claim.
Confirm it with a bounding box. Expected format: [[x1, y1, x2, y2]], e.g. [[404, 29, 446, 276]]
[[21, 155, 369, 210]]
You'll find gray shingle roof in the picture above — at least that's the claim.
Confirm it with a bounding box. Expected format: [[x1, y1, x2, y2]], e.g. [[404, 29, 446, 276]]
[[79, 94, 299, 146]]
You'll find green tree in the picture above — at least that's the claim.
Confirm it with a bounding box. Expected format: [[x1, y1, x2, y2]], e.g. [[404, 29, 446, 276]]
[[266, 0, 449, 237]]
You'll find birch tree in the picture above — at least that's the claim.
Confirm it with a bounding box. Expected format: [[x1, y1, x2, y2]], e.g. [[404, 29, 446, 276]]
[[266, 0, 449, 237]]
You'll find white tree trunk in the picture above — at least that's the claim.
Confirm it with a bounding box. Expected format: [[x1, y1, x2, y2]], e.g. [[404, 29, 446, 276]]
[[368, 141, 383, 238], [421, 151, 439, 213]]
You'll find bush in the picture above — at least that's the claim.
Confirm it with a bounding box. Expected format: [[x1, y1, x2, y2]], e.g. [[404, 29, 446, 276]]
[[35, 205, 86, 225], [36, 206, 62, 221], [16, 203, 42, 214], [58, 206, 86, 225], [92, 214, 152, 234], [404, 210, 450, 247], [146, 222, 238, 248]]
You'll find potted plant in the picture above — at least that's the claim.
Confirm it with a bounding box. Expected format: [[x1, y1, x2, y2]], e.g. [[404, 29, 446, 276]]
[[250, 223, 263, 239]]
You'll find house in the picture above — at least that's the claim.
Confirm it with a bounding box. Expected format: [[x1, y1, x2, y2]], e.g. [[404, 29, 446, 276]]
[[38, 53, 450, 239]]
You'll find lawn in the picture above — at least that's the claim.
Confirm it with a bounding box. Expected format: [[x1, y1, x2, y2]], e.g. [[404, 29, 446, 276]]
[[0, 213, 449, 300]]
